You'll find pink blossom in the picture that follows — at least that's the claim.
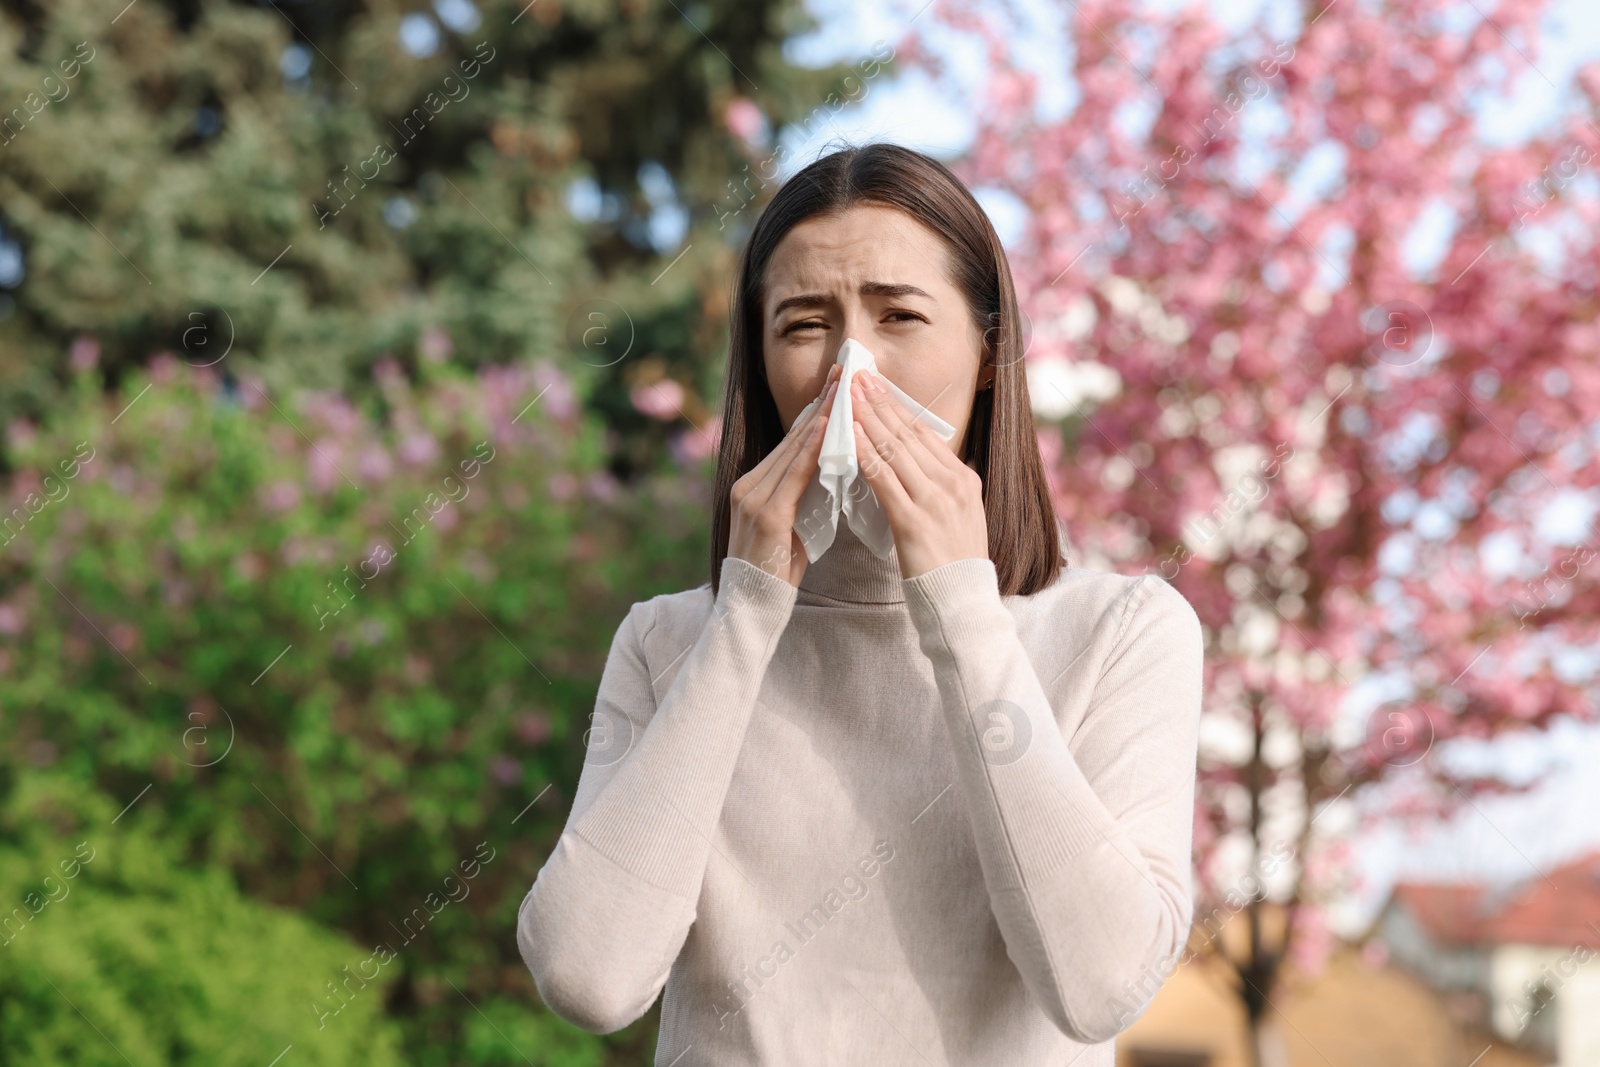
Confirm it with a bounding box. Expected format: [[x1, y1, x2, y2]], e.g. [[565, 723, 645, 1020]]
[[261, 480, 302, 513], [670, 416, 722, 464], [304, 393, 362, 437], [501, 484, 530, 510], [306, 444, 344, 493], [547, 472, 577, 501], [70, 335, 100, 373], [583, 471, 618, 502], [372, 356, 403, 383], [109, 623, 140, 654], [280, 537, 308, 566], [6, 420, 36, 453], [236, 378, 267, 412], [397, 432, 440, 467], [0, 602, 22, 635], [630, 378, 685, 421], [529, 361, 577, 421], [517, 712, 551, 745], [724, 97, 768, 144], [491, 755, 522, 785], [419, 324, 453, 363], [357, 446, 394, 484], [984, 68, 1037, 114], [1288, 905, 1333, 977], [915, 0, 1600, 932], [148, 351, 178, 384]]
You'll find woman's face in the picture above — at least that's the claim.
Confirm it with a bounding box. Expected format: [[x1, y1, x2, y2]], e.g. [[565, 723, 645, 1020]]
[[761, 204, 985, 458]]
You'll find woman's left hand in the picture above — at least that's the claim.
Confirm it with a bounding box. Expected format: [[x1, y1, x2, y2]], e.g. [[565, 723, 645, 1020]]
[[850, 368, 990, 580]]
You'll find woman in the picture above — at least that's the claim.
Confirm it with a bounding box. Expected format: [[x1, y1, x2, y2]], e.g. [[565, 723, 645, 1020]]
[[517, 143, 1204, 1066]]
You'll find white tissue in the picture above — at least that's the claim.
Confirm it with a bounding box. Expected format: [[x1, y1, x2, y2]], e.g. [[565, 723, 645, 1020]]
[[789, 338, 958, 563]]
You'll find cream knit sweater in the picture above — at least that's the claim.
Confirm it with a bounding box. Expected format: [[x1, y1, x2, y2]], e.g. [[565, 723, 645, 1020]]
[[517, 519, 1204, 1065]]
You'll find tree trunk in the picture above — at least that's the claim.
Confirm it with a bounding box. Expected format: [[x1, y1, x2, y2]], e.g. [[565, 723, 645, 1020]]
[[1237, 693, 1290, 1067], [1248, 1015, 1291, 1067]]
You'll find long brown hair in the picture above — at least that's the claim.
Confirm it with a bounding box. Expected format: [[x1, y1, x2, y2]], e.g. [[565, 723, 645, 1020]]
[[709, 143, 1065, 597]]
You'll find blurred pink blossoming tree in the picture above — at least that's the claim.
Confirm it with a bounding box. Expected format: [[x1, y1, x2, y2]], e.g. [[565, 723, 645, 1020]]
[[905, 0, 1600, 1061]]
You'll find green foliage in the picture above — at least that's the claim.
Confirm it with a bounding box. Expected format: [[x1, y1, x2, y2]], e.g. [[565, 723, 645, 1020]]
[[458, 996, 610, 1067], [0, 0, 863, 1061], [0, 779, 405, 1066], [0, 358, 707, 1062], [0, 0, 851, 430]]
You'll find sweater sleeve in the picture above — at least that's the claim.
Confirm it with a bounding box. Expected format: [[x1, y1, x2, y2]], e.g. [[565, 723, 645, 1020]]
[[516, 556, 798, 1034], [902, 560, 1203, 1044]]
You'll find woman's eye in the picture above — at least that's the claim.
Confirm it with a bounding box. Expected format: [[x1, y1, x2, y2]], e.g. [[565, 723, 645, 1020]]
[[886, 310, 926, 324], [786, 320, 826, 334]]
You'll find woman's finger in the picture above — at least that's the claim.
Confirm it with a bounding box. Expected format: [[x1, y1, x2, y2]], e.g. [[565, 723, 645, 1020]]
[[849, 385, 916, 519], [772, 381, 836, 506], [850, 416, 912, 522], [746, 365, 840, 506], [851, 370, 936, 502]]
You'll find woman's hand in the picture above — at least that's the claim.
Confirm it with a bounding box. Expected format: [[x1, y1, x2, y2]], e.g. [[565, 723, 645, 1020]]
[[850, 368, 989, 580], [728, 364, 842, 587]]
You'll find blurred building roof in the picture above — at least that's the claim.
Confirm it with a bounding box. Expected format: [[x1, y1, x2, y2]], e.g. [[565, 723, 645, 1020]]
[[1390, 850, 1600, 949]]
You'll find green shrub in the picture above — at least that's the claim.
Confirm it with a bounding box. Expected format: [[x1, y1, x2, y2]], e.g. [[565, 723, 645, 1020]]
[[0, 355, 709, 1064], [0, 779, 408, 1066]]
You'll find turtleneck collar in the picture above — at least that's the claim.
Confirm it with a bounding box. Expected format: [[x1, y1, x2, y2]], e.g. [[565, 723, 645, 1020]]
[[791, 517, 1073, 607], [796, 520, 907, 606]]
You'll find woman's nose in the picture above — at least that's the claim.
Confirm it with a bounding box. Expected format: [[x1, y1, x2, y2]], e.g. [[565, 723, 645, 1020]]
[[837, 306, 872, 348]]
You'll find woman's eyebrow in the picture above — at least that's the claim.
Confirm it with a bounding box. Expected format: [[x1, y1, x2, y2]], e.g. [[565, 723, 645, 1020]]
[[771, 293, 830, 317], [771, 281, 933, 319], [859, 281, 932, 300]]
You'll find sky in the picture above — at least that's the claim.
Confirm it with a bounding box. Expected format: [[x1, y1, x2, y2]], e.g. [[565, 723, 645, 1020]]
[[782, 0, 1600, 935]]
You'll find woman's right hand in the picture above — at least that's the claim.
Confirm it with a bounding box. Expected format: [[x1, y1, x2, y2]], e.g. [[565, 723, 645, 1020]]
[[728, 364, 842, 588]]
